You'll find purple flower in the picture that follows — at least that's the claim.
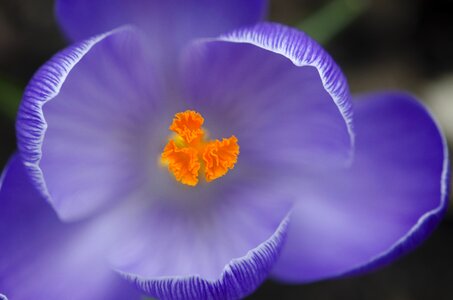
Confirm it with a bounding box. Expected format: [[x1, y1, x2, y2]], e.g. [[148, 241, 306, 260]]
[[0, 1, 449, 299]]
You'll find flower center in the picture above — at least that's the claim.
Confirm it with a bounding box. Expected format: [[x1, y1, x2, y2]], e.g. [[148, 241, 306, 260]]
[[161, 110, 240, 186]]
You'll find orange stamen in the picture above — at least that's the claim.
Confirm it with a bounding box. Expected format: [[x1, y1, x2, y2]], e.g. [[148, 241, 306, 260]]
[[161, 110, 239, 186], [202, 136, 239, 182], [169, 110, 204, 144], [161, 140, 200, 186]]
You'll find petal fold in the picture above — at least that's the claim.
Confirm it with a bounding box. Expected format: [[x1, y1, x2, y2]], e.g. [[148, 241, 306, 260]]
[[272, 92, 449, 282]]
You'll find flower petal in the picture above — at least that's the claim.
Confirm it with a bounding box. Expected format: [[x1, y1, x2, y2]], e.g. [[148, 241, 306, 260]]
[[272, 92, 449, 282], [56, 0, 268, 50], [0, 155, 141, 299], [17, 26, 163, 221], [181, 23, 354, 170], [104, 182, 292, 299], [56, 0, 268, 81]]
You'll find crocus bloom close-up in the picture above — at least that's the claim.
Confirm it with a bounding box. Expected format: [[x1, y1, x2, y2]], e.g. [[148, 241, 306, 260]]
[[0, 0, 449, 299]]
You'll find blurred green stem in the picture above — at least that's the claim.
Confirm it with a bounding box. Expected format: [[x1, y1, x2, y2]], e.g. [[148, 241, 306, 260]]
[[0, 77, 22, 120], [297, 0, 368, 44]]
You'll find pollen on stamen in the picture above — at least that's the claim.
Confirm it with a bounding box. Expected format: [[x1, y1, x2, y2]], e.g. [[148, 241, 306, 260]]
[[160, 110, 239, 186]]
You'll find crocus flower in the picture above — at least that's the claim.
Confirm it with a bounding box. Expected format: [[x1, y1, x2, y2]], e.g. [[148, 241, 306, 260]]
[[0, 0, 449, 299]]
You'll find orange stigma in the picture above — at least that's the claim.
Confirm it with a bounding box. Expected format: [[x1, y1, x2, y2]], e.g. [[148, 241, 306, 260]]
[[161, 110, 239, 186]]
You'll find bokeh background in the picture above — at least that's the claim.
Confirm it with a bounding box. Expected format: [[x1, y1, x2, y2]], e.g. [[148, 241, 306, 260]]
[[0, 0, 452, 299]]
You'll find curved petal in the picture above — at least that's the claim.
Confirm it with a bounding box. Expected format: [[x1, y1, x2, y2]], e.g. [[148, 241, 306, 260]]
[[0, 155, 141, 299], [102, 180, 292, 299], [56, 0, 268, 41], [181, 23, 353, 170], [16, 26, 163, 221], [120, 217, 289, 300], [271, 92, 449, 282], [56, 0, 268, 68]]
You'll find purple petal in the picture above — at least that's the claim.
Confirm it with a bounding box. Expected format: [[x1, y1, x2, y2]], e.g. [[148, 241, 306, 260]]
[[56, 0, 268, 83], [0, 155, 141, 299], [56, 0, 268, 62], [16, 26, 163, 221], [103, 181, 292, 299], [272, 92, 449, 282], [181, 23, 353, 170]]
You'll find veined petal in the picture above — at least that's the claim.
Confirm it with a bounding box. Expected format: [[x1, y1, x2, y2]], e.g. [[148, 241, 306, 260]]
[[105, 182, 292, 299], [16, 26, 164, 221], [181, 23, 354, 170], [120, 216, 289, 300], [272, 92, 449, 282], [0, 155, 141, 299]]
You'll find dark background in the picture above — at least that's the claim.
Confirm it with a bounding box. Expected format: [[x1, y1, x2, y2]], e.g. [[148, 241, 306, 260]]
[[1, 1, 452, 299]]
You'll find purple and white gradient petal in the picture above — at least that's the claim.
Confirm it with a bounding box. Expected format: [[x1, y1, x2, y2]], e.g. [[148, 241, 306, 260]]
[[182, 23, 354, 170], [118, 214, 290, 300], [0, 155, 142, 299], [56, 0, 269, 75], [56, 0, 269, 43], [16, 26, 154, 221], [272, 92, 449, 282]]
